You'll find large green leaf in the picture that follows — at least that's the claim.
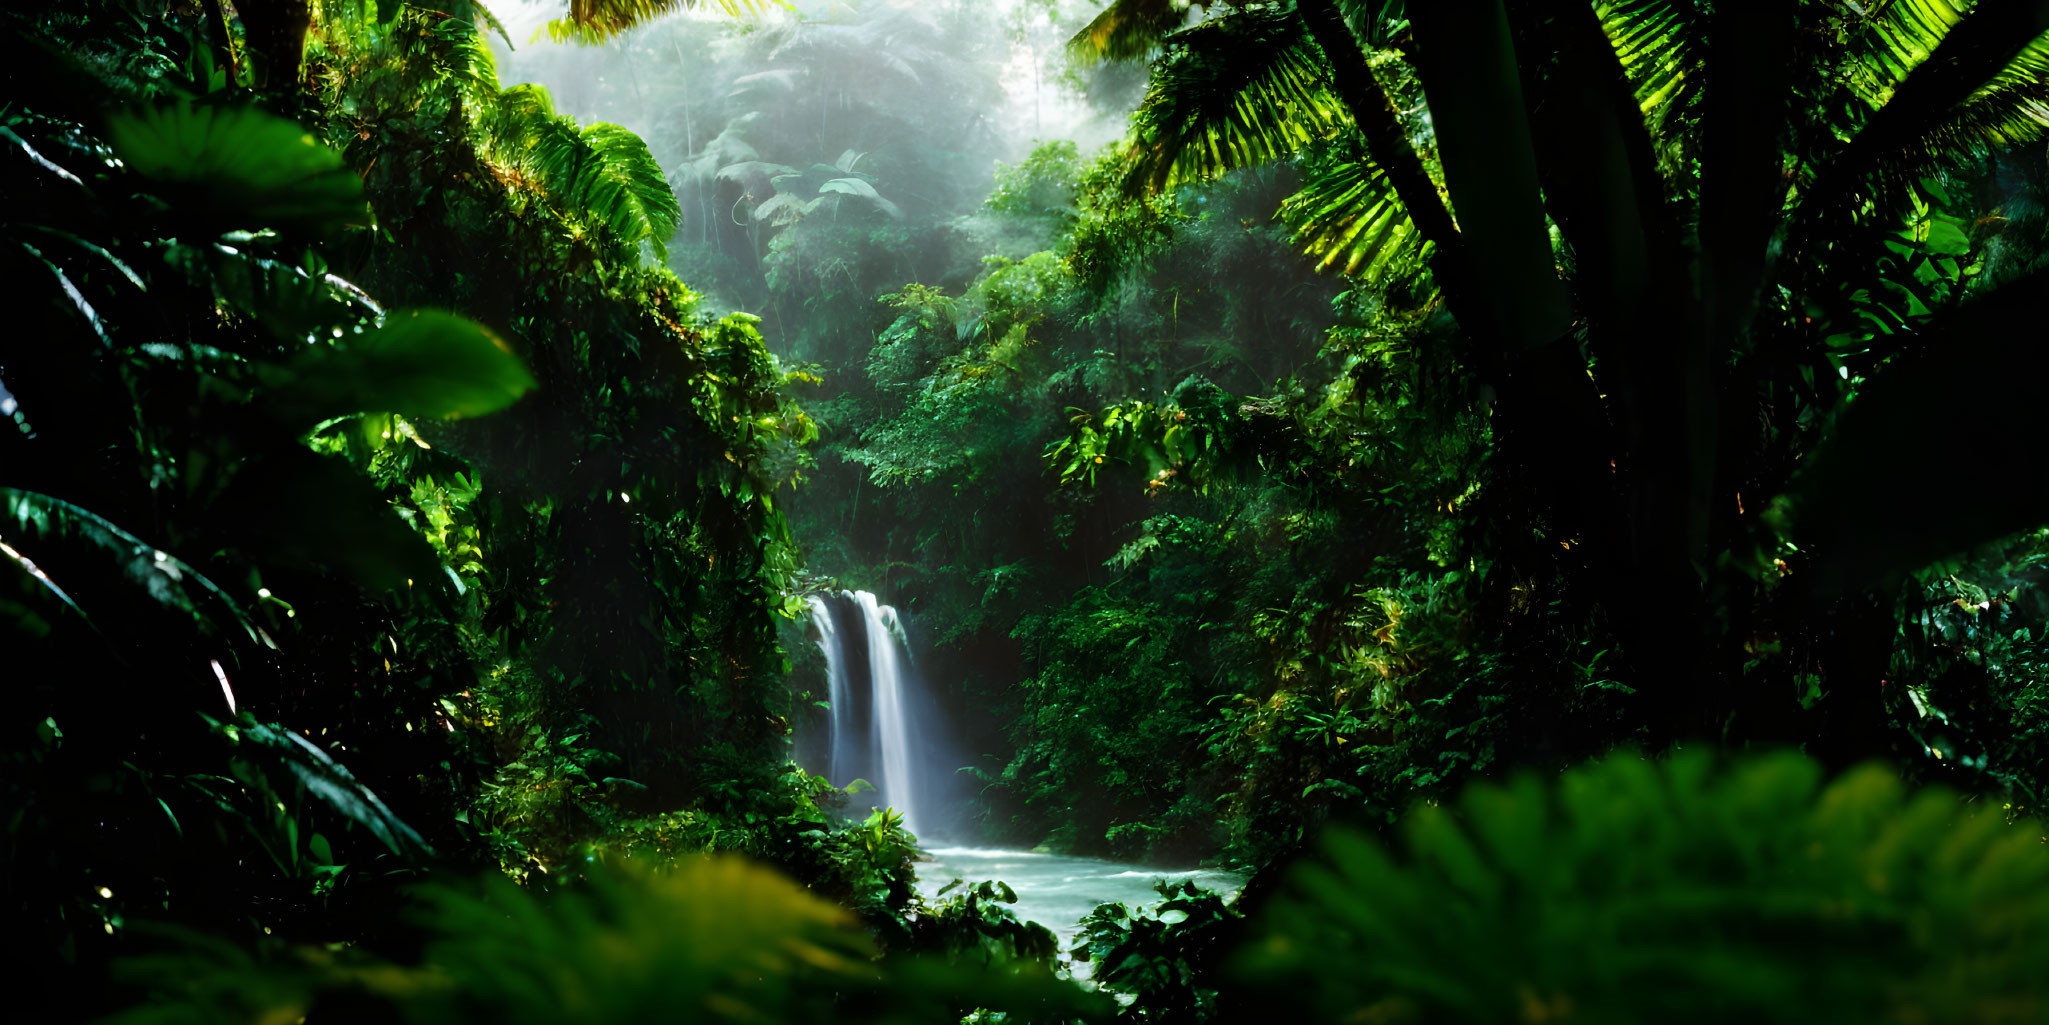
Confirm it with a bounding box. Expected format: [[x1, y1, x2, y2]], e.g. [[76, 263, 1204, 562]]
[[267, 309, 537, 426], [217, 448, 444, 593], [0, 489, 258, 642], [104, 101, 366, 233], [238, 721, 434, 861], [1781, 269, 2049, 590]]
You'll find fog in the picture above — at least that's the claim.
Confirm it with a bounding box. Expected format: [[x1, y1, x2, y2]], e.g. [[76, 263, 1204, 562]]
[[488, 0, 1144, 347]]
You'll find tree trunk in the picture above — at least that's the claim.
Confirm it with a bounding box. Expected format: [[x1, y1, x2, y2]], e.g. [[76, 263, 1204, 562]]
[[239, 0, 312, 89]]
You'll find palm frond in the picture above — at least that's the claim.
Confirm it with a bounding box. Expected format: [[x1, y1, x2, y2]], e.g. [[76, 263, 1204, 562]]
[[1798, 3, 2049, 246], [1595, 0, 1706, 147], [1280, 141, 1430, 279], [1914, 35, 2049, 158], [1069, 0, 1212, 64], [1840, 0, 1971, 110], [545, 0, 779, 45], [1125, 7, 1349, 196]]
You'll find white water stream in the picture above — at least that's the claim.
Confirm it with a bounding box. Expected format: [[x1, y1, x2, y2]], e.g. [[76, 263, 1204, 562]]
[[915, 846, 1244, 953], [808, 590, 1243, 954], [855, 590, 919, 838]]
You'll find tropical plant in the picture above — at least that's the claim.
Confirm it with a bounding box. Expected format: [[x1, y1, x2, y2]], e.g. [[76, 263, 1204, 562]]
[[1233, 750, 2049, 1023], [2, 4, 825, 1014], [102, 856, 1112, 1025], [1071, 0, 2049, 760], [1073, 880, 1243, 1024]]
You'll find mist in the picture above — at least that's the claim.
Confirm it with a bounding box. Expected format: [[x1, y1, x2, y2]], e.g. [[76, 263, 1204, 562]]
[[489, 0, 1143, 346]]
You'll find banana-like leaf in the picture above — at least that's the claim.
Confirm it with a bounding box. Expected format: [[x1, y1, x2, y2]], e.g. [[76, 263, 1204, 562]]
[[0, 489, 258, 642], [715, 159, 798, 195], [1124, 7, 1350, 197], [105, 101, 366, 233], [238, 720, 434, 861], [751, 193, 812, 225], [727, 68, 804, 97], [819, 177, 904, 219], [264, 309, 537, 428], [217, 448, 444, 593], [1781, 269, 2049, 591]]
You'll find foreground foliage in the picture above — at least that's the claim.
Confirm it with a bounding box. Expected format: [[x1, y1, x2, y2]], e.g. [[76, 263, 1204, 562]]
[[1239, 750, 2049, 1024], [100, 752, 2049, 1025], [106, 856, 1107, 1025]]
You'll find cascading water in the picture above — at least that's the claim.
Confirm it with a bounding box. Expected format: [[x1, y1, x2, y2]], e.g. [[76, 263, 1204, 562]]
[[807, 589, 924, 837], [805, 589, 1244, 961], [805, 594, 853, 786], [856, 591, 920, 837]]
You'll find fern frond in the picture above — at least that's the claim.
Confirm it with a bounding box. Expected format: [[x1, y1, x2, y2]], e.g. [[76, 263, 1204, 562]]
[[481, 84, 681, 261], [1280, 141, 1431, 279], [1239, 750, 2049, 1022], [575, 122, 684, 257], [1125, 7, 1349, 195]]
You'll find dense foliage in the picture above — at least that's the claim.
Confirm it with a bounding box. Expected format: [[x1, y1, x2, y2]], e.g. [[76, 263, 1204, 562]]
[[8, 0, 2049, 1022]]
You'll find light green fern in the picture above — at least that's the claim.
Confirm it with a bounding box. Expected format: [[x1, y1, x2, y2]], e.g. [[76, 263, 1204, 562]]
[[1236, 750, 2049, 1024]]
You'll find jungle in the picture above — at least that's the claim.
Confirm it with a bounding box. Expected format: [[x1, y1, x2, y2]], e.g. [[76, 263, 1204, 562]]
[[5, 0, 2049, 1021]]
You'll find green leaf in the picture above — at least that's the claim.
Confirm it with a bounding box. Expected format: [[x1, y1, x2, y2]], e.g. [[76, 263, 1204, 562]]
[[240, 722, 433, 861], [1782, 270, 2049, 590], [1924, 218, 1971, 256], [217, 448, 443, 593], [267, 309, 537, 426], [105, 101, 366, 233]]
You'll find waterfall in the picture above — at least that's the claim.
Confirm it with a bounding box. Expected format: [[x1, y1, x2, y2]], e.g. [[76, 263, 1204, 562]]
[[806, 594, 853, 786], [806, 589, 924, 837]]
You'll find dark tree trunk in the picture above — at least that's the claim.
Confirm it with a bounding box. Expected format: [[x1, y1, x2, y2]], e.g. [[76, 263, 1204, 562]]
[[239, 0, 312, 88]]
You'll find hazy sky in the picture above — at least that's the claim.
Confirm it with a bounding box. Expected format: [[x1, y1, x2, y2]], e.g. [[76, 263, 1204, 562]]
[[488, 0, 1131, 160]]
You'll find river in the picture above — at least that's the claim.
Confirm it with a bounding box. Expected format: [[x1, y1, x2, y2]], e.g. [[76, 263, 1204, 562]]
[[914, 845, 1244, 958]]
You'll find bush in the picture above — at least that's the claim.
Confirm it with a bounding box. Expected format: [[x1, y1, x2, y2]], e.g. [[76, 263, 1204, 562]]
[[1232, 750, 2049, 1024]]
